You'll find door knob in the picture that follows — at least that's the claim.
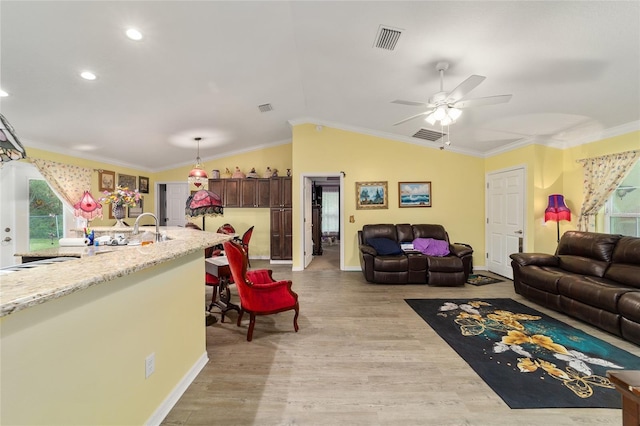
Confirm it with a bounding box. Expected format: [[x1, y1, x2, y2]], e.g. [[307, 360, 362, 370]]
[[3, 237, 12, 242], [4, 227, 10, 232], [515, 230, 523, 234]]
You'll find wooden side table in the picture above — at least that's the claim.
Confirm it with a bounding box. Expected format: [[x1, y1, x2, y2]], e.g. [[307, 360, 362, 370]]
[[607, 370, 640, 426], [205, 256, 241, 322]]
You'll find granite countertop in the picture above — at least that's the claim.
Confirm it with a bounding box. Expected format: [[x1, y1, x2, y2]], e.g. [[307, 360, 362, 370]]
[[0, 227, 232, 318]]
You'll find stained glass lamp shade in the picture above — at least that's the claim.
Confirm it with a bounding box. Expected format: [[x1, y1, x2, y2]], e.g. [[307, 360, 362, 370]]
[[73, 191, 103, 220], [0, 113, 27, 162], [185, 189, 223, 230]]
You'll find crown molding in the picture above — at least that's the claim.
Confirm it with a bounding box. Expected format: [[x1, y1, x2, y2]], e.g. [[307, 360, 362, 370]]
[[24, 139, 150, 172], [288, 117, 486, 157]]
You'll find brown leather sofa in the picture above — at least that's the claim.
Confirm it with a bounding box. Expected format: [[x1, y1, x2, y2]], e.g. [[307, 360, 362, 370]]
[[358, 224, 473, 286], [510, 231, 640, 345]]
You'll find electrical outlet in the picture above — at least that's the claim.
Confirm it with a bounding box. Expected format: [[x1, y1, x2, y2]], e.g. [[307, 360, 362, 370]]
[[145, 353, 155, 378]]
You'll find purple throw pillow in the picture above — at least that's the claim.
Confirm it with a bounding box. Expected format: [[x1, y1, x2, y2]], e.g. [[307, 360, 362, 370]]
[[413, 238, 450, 256]]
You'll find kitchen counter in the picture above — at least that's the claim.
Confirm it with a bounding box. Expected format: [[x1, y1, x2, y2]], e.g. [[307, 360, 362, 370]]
[[1, 227, 231, 317]]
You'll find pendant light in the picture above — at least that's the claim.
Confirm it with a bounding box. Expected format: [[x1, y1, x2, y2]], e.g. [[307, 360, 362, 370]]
[[188, 137, 208, 188], [73, 191, 103, 220]]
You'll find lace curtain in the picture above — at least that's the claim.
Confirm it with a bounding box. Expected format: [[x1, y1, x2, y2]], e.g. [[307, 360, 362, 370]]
[[30, 158, 93, 210], [577, 149, 639, 231], [321, 186, 340, 234]]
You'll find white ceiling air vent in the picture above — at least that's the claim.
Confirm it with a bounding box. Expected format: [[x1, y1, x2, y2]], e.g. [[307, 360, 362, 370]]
[[413, 128, 446, 142], [258, 103, 273, 113], [373, 25, 403, 51]]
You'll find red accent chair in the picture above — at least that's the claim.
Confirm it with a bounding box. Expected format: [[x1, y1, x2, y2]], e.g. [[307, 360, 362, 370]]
[[237, 226, 254, 266], [224, 240, 299, 341]]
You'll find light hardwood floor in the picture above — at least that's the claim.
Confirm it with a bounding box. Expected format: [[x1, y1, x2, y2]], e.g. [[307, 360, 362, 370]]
[[162, 261, 639, 426]]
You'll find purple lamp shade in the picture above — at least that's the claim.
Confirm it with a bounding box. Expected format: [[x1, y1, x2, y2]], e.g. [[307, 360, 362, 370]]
[[73, 191, 103, 220], [544, 194, 571, 222]]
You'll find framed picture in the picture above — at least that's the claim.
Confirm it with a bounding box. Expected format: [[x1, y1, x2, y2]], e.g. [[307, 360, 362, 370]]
[[118, 173, 137, 191], [399, 181, 432, 208], [356, 181, 388, 209], [128, 198, 143, 218], [139, 176, 149, 194], [98, 170, 116, 192]]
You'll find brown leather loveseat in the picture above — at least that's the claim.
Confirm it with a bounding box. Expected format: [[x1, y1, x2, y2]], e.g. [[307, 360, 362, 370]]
[[358, 224, 473, 286], [510, 231, 640, 345]]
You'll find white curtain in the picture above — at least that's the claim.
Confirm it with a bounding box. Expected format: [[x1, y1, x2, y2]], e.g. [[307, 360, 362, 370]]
[[321, 186, 339, 234], [577, 149, 639, 231]]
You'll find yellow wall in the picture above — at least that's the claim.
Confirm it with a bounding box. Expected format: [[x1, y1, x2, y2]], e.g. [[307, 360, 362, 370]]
[[26, 147, 158, 227], [0, 252, 205, 425], [562, 131, 640, 232], [485, 131, 640, 254], [24, 130, 639, 266], [291, 124, 486, 269], [156, 143, 293, 259]]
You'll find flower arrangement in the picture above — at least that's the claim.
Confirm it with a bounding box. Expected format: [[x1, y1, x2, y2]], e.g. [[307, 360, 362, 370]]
[[100, 185, 141, 207]]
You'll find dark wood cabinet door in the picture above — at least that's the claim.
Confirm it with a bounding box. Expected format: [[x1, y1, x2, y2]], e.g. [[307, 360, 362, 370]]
[[282, 208, 293, 259], [256, 179, 271, 207], [224, 179, 241, 207], [270, 177, 292, 208], [240, 179, 258, 207], [281, 177, 292, 208], [208, 179, 224, 204], [270, 208, 292, 260]]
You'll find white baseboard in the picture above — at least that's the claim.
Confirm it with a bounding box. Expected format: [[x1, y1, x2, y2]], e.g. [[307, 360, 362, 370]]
[[145, 351, 209, 426]]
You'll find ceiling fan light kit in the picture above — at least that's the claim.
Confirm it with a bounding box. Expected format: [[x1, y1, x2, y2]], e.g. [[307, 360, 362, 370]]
[[392, 61, 513, 137]]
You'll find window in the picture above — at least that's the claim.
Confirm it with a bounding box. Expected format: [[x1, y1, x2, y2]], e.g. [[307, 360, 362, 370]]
[[29, 179, 64, 250], [605, 160, 640, 237], [321, 186, 339, 234]]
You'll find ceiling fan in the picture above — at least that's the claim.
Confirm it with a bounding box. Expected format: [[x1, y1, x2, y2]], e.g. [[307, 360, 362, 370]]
[[392, 61, 512, 126]]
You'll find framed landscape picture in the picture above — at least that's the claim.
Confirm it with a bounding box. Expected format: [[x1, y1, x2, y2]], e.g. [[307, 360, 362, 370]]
[[356, 181, 388, 209], [98, 170, 116, 192], [399, 181, 432, 207], [118, 173, 137, 191]]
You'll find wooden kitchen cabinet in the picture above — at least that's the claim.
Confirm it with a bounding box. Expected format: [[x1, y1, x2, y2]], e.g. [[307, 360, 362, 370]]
[[270, 207, 293, 260], [209, 178, 269, 208], [240, 179, 271, 208], [270, 177, 292, 208]]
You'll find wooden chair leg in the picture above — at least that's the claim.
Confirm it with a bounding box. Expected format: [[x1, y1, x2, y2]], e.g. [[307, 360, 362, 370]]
[[293, 304, 299, 332], [247, 313, 256, 341], [237, 309, 244, 327]]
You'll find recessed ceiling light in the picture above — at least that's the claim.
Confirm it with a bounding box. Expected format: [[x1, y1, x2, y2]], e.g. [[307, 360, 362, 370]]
[[126, 28, 143, 41], [0, 89, 8, 97], [80, 71, 97, 80]]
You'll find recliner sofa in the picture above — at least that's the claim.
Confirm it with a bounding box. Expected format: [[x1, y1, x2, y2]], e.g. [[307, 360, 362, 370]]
[[358, 224, 473, 286], [510, 231, 640, 345]]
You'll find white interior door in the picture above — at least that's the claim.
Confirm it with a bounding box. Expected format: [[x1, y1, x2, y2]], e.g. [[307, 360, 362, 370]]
[[486, 167, 525, 279], [165, 183, 189, 227], [303, 177, 313, 268]]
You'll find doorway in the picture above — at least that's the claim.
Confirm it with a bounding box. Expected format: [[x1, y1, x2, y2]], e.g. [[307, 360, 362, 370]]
[[157, 182, 189, 227], [486, 166, 526, 279], [299, 173, 344, 271]]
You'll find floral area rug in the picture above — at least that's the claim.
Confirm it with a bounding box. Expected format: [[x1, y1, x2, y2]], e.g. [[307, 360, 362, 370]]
[[466, 273, 503, 286], [405, 298, 640, 409]]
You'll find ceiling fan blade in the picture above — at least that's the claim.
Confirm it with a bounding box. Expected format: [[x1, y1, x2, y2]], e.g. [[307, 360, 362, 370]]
[[453, 94, 512, 109], [393, 110, 433, 126], [445, 75, 486, 103], [391, 99, 429, 107]]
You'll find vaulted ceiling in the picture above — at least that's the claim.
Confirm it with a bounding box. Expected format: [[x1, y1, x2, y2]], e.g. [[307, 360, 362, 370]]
[[1, 1, 638, 171]]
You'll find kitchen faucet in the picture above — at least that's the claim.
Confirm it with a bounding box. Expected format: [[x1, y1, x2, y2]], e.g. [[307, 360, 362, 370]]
[[132, 212, 161, 242]]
